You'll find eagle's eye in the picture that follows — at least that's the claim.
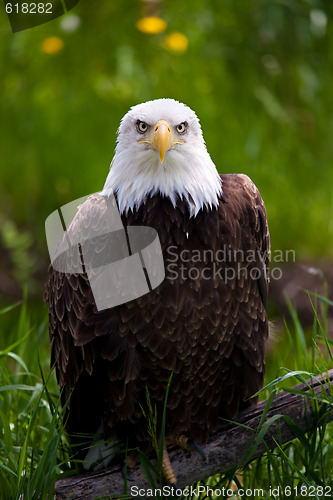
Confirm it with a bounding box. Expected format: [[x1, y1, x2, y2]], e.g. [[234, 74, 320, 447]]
[[137, 120, 149, 134], [176, 122, 187, 134]]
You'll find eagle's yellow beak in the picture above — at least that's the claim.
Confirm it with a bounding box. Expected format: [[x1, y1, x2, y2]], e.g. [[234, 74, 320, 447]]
[[138, 119, 184, 163], [153, 120, 172, 163]]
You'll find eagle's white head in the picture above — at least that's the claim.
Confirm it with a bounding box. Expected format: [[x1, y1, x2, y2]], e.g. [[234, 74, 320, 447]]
[[102, 98, 222, 216]]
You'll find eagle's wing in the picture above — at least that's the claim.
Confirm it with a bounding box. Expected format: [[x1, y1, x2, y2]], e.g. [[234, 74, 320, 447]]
[[217, 173, 270, 417], [45, 194, 140, 450]]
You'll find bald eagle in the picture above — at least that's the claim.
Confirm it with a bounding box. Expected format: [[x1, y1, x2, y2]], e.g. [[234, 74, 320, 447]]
[[45, 98, 269, 484]]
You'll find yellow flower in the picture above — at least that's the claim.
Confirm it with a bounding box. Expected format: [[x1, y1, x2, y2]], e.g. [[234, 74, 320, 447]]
[[41, 37, 64, 54], [164, 32, 188, 52], [136, 16, 167, 35]]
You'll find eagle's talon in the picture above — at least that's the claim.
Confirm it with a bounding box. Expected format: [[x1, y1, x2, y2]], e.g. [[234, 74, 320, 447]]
[[122, 453, 137, 482], [174, 435, 206, 460], [186, 439, 207, 460]]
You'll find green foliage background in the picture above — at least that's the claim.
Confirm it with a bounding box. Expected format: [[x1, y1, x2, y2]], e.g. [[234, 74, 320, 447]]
[[0, 0, 333, 301]]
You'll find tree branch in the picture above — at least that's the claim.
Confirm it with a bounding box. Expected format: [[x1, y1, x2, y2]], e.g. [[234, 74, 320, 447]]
[[55, 370, 333, 499]]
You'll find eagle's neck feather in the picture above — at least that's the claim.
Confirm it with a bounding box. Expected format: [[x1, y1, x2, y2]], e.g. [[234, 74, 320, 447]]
[[102, 143, 222, 217]]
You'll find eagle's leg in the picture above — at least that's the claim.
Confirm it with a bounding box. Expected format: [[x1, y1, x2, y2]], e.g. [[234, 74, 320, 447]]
[[162, 442, 178, 488], [122, 451, 138, 482], [162, 435, 206, 488]]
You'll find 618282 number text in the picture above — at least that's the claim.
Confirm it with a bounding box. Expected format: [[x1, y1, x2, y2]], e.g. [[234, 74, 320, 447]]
[[5, 3, 53, 14]]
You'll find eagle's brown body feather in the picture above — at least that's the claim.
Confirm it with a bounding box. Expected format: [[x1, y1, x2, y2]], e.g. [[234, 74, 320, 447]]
[[45, 173, 269, 456]]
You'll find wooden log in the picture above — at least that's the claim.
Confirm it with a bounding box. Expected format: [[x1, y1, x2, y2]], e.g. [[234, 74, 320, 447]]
[[55, 370, 333, 499]]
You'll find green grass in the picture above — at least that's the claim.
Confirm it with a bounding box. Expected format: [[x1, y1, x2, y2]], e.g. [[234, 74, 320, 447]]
[[0, 302, 71, 500], [0, 295, 332, 499]]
